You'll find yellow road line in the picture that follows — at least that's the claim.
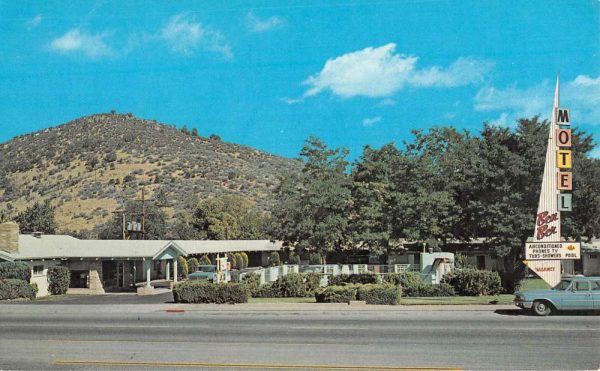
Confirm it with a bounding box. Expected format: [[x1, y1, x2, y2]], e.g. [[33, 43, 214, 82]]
[[53, 360, 461, 370]]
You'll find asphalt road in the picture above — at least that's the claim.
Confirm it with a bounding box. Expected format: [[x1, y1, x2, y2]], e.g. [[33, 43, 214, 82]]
[[0, 304, 598, 370]]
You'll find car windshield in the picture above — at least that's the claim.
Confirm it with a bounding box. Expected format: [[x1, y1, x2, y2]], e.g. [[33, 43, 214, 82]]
[[552, 280, 571, 290]]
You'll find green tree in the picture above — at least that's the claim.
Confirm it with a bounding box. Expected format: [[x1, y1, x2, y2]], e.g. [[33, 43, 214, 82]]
[[15, 201, 57, 234], [349, 144, 401, 254], [269, 137, 351, 262], [191, 127, 199, 137], [192, 196, 265, 240]]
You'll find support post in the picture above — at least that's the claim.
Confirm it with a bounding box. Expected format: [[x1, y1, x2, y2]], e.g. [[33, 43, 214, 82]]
[[166, 261, 171, 281], [146, 260, 151, 288], [173, 258, 178, 284]]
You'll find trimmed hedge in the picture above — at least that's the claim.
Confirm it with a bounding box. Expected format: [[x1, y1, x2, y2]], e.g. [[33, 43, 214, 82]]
[[47, 266, 71, 295], [0, 261, 31, 282], [383, 272, 455, 297], [0, 279, 38, 300], [315, 285, 358, 303], [173, 281, 248, 304], [357, 284, 401, 305], [303, 273, 321, 295], [256, 273, 322, 298], [253, 283, 278, 298], [328, 273, 378, 286], [242, 272, 261, 296], [441, 269, 503, 296]]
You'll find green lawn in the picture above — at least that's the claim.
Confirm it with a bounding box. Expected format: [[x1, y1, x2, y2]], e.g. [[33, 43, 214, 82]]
[[517, 278, 550, 291], [247, 295, 514, 305], [400, 294, 514, 305]]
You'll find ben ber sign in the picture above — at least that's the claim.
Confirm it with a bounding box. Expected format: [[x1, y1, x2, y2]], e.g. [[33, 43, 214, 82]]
[[525, 242, 581, 260]]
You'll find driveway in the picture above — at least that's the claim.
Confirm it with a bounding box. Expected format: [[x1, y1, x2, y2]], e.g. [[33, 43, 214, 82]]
[[9, 291, 175, 305]]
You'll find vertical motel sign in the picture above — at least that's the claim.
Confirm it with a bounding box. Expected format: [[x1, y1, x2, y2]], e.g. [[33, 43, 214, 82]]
[[556, 108, 572, 212], [524, 78, 580, 287]]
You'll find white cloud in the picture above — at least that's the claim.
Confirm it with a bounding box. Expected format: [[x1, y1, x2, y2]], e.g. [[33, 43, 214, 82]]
[[280, 97, 304, 105], [377, 98, 396, 106], [474, 74, 600, 127], [247, 12, 283, 32], [301, 43, 491, 99], [27, 15, 42, 29], [50, 28, 114, 58], [160, 14, 232, 59], [362, 116, 381, 127], [563, 75, 600, 125]]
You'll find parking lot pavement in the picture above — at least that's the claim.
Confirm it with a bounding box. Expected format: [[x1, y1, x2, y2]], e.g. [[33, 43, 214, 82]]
[[7, 292, 175, 305]]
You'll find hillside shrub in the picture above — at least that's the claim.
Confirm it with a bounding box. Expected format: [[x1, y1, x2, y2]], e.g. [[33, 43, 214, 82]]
[[315, 285, 358, 303], [187, 257, 199, 273], [0, 279, 38, 300], [0, 261, 31, 282], [47, 266, 70, 295], [357, 284, 401, 305], [242, 272, 261, 296], [328, 273, 378, 286], [441, 269, 502, 296], [173, 281, 248, 304]]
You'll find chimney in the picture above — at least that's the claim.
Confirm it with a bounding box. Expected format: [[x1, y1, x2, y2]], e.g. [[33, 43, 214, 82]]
[[0, 222, 19, 253]]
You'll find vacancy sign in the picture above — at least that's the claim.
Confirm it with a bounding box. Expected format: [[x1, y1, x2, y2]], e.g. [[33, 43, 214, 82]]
[[525, 242, 581, 260], [523, 260, 562, 287]]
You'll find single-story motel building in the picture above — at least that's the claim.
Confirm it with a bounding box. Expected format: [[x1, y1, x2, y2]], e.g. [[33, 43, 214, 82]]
[[0, 222, 281, 297], [1, 222, 599, 297]]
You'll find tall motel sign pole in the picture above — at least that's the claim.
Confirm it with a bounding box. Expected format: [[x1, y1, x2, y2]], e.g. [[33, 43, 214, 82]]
[[523, 75, 581, 287]]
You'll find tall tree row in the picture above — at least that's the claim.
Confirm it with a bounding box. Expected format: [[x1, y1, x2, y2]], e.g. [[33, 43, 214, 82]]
[[269, 117, 600, 290]]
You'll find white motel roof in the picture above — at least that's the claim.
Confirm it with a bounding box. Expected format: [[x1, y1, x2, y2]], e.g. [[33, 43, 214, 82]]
[[4, 234, 283, 261]]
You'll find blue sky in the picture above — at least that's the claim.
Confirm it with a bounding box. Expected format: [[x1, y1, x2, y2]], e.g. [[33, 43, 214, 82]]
[[1, 0, 599, 160]]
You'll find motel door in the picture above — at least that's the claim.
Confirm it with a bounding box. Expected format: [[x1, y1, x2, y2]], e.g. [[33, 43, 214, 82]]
[[117, 262, 125, 288]]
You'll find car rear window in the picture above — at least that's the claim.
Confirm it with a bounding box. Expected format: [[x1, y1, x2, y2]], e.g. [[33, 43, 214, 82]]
[[592, 281, 600, 290]]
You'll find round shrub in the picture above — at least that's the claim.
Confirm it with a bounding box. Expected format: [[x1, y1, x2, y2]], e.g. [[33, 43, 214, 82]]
[[287, 254, 300, 265], [441, 269, 502, 296], [303, 272, 321, 295], [234, 253, 244, 270], [0, 261, 31, 282], [357, 284, 401, 305], [47, 266, 70, 295], [240, 252, 249, 268], [199, 255, 211, 265], [178, 256, 189, 278], [269, 252, 281, 266], [187, 257, 199, 273], [272, 273, 307, 297], [315, 285, 358, 303], [242, 272, 261, 296], [309, 253, 322, 265], [0, 278, 38, 300]]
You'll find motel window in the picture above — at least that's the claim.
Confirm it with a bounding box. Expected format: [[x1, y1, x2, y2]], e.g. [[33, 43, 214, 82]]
[[590, 254, 598, 259], [33, 265, 44, 275]]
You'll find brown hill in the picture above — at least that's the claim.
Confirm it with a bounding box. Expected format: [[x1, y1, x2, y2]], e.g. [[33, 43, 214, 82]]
[[0, 113, 302, 234]]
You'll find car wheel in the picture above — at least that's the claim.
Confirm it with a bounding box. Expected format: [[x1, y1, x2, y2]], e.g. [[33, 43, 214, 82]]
[[532, 300, 552, 316]]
